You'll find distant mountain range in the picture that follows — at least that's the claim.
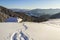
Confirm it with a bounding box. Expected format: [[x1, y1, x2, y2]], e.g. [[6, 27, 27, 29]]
[[11, 8, 60, 17], [11, 9, 30, 12], [0, 6, 60, 22]]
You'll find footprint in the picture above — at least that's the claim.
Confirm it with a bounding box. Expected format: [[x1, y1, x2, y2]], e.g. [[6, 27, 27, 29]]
[[12, 33, 17, 40], [11, 32, 17, 40], [11, 30, 29, 40], [20, 31, 29, 40], [23, 23, 28, 30]]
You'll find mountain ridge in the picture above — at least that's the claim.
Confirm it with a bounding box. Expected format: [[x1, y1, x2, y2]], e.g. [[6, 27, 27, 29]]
[[0, 6, 54, 22]]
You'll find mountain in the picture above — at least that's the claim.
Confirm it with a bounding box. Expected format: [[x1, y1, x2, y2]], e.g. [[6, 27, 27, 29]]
[[11, 9, 60, 17], [0, 12, 9, 22], [11, 8, 60, 17], [0, 6, 39, 22], [50, 12, 60, 19], [0, 6, 22, 22], [0, 6, 10, 22], [0, 6, 20, 17], [0, 6, 53, 22], [27, 9, 60, 17], [11, 9, 30, 12], [14, 12, 51, 22]]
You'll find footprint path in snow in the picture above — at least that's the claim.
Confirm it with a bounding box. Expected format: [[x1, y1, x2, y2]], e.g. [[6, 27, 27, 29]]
[[23, 23, 28, 30], [10, 23, 33, 40]]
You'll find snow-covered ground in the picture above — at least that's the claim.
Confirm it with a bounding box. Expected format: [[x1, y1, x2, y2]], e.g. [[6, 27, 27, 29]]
[[0, 19, 60, 40]]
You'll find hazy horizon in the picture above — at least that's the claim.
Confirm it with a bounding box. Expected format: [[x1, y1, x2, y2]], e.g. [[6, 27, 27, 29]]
[[0, 0, 60, 9]]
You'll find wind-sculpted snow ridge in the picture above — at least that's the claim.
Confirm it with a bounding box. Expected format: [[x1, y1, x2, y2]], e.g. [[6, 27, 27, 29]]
[[11, 23, 33, 40]]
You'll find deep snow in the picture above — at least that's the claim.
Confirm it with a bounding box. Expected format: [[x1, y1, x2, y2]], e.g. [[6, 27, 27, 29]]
[[0, 19, 60, 40]]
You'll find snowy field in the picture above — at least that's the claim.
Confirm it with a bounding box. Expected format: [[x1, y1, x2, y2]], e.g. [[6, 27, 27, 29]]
[[0, 19, 60, 40]]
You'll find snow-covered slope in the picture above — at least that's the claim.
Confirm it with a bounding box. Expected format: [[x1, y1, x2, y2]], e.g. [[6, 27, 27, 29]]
[[0, 19, 60, 40]]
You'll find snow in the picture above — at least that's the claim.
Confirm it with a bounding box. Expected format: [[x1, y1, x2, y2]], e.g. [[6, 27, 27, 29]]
[[17, 18, 22, 23], [0, 19, 60, 40]]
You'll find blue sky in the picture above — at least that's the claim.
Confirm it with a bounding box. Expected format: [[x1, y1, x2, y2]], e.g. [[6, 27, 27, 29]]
[[0, 0, 60, 9]]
